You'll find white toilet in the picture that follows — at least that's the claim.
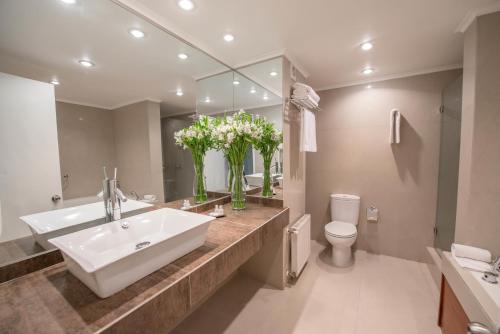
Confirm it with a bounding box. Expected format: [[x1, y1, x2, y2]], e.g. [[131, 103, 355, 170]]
[[324, 194, 360, 267]]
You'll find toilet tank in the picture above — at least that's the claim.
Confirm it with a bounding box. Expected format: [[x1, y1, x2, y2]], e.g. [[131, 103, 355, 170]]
[[330, 194, 361, 225]]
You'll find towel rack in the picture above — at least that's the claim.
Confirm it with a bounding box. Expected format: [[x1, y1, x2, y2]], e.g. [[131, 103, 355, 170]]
[[288, 97, 321, 111]]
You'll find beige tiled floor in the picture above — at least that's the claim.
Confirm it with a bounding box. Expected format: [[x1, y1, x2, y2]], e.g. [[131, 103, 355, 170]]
[[172, 242, 442, 334]]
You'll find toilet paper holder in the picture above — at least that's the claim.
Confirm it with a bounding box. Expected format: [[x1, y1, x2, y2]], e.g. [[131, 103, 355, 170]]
[[367, 206, 378, 222]]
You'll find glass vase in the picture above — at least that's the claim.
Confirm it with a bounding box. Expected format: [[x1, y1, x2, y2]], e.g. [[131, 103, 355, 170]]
[[262, 157, 273, 198], [192, 154, 208, 204], [231, 162, 246, 210]]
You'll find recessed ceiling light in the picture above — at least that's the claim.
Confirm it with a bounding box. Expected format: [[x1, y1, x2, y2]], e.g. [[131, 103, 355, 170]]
[[269, 71, 278, 77], [362, 67, 374, 75], [176, 89, 184, 96], [366, 85, 372, 89], [250, 87, 256, 94], [129, 29, 145, 39], [223, 34, 234, 42], [233, 80, 240, 85], [263, 95, 269, 100], [361, 41, 373, 51], [204, 97, 211, 103], [177, 53, 188, 60], [78, 59, 94, 68], [50, 79, 60, 85], [178, 0, 194, 11], [60, 0, 76, 4]]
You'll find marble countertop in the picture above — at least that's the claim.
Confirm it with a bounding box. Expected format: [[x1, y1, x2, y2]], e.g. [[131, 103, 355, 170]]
[[0, 202, 289, 334]]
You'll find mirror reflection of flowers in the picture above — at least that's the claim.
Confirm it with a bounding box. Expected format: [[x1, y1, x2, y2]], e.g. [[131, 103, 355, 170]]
[[212, 110, 258, 210], [174, 115, 215, 203], [252, 116, 283, 197]]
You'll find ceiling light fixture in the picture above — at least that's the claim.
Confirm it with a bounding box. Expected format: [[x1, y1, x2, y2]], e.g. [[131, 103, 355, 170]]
[[269, 71, 278, 77], [176, 89, 184, 96], [177, 53, 188, 60], [60, 0, 77, 4], [250, 87, 256, 94], [233, 80, 240, 85], [50, 79, 60, 85], [361, 41, 373, 51], [129, 29, 145, 39], [362, 67, 374, 75], [204, 97, 211, 103], [177, 0, 194, 11], [78, 59, 95, 68], [263, 95, 269, 100], [223, 34, 234, 42]]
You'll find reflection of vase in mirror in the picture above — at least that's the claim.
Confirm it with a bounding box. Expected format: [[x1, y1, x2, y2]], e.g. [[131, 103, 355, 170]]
[[192, 154, 208, 204], [262, 155, 274, 197]]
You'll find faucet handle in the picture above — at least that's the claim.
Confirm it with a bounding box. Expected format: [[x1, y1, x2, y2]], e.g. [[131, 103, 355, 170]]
[[492, 256, 500, 273]]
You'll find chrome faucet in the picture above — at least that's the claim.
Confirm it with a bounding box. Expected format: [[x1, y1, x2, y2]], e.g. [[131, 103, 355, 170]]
[[98, 167, 128, 223]]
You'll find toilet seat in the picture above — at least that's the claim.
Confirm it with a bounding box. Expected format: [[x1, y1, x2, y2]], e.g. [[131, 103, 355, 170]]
[[325, 221, 357, 238]]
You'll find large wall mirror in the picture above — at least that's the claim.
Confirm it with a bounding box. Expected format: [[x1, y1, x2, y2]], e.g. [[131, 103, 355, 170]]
[[0, 0, 283, 271]]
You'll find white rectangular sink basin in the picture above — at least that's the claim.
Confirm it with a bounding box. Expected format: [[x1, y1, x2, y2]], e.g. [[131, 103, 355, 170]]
[[246, 173, 281, 187], [20, 200, 152, 250], [49, 208, 215, 298]]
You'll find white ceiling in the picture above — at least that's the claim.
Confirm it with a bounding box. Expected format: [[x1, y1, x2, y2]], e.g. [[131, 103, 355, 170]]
[[122, 0, 499, 90]]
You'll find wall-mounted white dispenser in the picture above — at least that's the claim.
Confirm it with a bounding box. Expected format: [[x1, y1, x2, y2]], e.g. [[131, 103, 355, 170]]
[[367, 206, 379, 222]]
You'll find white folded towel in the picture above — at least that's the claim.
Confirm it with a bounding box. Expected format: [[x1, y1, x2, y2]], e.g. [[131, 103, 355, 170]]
[[452, 243, 492, 262], [451, 243, 493, 272], [293, 82, 320, 103], [293, 87, 320, 104], [389, 109, 401, 144], [300, 108, 317, 152]]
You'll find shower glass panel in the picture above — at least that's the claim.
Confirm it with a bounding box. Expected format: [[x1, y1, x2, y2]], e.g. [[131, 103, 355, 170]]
[[434, 75, 462, 251]]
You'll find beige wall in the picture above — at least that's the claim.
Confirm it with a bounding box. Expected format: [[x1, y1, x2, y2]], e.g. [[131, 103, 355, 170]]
[[113, 101, 164, 202], [57, 100, 164, 202], [56, 102, 116, 199], [306, 70, 461, 262], [455, 12, 500, 257]]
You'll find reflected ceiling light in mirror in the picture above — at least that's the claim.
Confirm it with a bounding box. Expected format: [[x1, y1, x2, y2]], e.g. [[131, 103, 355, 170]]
[[361, 41, 373, 51], [129, 29, 145, 39], [204, 97, 211, 103], [50, 79, 60, 85], [60, 0, 77, 4], [232, 80, 240, 85], [176, 89, 184, 96], [269, 71, 278, 77], [250, 87, 256, 94], [78, 59, 95, 68], [223, 34, 234, 42], [361, 67, 374, 75], [177, 0, 194, 11], [263, 94, 269, 100], [177, 53, 188, 60]]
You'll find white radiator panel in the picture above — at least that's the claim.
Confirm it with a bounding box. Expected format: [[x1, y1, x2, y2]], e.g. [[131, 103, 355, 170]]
[[290, 214, 311, 277]]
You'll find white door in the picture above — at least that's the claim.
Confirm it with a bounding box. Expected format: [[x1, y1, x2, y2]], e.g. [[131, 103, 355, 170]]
[[0, 73, 62, 242]]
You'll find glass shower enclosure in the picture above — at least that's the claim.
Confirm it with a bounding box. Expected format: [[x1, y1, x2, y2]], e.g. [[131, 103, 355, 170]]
[[434, 75, 463, 251]]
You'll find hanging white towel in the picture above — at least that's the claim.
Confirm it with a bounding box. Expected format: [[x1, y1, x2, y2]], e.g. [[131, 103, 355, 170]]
[[300, 108, 317, 152], [389, 109, 401, 144]]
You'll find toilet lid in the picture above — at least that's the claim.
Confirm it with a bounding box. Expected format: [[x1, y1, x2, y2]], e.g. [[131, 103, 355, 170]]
[[325, 221, 357, 238]]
